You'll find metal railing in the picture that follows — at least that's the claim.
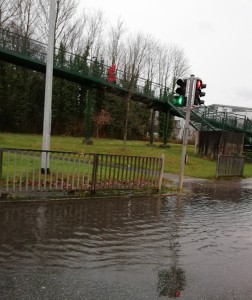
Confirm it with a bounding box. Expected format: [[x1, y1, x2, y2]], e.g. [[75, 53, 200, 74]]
[[0, 148, 164, 197], [202, 107, 252, 135], [216, 155, 244, 178], [0, 28, 165, 100]]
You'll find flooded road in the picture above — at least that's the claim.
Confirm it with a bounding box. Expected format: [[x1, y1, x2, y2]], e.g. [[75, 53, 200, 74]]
[[1, 180, 252, 299]]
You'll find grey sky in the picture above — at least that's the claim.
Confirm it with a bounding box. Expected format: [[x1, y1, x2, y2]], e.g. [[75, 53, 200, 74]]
[[80, 0, 252, 107]]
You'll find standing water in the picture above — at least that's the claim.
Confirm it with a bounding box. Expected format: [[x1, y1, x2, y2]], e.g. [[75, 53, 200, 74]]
[[0, 180, 252, 299]]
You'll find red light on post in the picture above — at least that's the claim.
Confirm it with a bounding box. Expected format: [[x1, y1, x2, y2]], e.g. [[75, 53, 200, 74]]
[[194, 78, 206, 105], [196, 79, 202, 89]]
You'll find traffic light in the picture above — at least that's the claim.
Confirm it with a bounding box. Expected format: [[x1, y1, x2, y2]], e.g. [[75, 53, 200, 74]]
[[172, 79, 187, 106], [194, 79, 206, 105], [173, 95, 185, 106]]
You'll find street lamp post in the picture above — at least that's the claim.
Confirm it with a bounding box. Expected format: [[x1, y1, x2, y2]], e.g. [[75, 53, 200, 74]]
[[41, 0, 56, 174]]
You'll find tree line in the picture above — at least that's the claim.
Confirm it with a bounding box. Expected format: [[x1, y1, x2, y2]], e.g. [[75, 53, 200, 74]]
[[0, 0, 190, 140]]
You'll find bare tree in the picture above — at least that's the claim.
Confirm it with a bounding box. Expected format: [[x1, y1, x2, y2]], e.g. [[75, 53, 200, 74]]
[[156, 44, 173, 92], [65, 15, 87, 54], [144, 37, 158, 88], [0, 0, 20, 28], [37, 0, 80, 46], [80, 8, 105, 60], [11, 0, 39, 38], [105, 18, 126, 66], [121, 32, 152, 148], [170, 46, 190, 92]]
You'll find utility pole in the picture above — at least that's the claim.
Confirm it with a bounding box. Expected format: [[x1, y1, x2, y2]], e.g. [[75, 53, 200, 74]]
[[41, 0, 56, 174]]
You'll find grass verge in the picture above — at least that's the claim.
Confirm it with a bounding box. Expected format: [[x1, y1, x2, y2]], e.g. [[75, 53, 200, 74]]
[[1, 132, 252, 179]]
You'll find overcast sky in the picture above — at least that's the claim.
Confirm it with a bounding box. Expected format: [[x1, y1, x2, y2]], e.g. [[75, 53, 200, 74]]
[[79, 0, 252, 108]]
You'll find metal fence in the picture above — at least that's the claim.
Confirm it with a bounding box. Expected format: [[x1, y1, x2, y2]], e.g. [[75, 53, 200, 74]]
[[0, 148, 164, 198], [216, 155, 244, 178]]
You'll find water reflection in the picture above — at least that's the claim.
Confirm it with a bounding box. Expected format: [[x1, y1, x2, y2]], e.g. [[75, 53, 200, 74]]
[[157, 197, 186, 298], [190, 181, 243, 201], [157, 266, 186, 298], [0, 183, 252, 299]]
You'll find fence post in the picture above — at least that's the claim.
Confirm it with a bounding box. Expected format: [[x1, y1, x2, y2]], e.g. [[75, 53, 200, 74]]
[[216, 154, 220, 178], [91, 154, 99, 194], [158, 154, 165, 192], [0, 149, 3, 197]]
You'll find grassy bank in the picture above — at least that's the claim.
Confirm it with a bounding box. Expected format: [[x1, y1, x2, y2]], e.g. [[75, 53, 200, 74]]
[[1, 133, 252, 179]]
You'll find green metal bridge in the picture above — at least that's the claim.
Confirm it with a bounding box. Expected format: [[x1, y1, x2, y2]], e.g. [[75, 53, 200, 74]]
[[1, 28, 252, 149], [0, 28, 171, 110]]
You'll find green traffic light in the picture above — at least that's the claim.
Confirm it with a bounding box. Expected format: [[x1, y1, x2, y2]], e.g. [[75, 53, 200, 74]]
[[173, 95, 184, 106]]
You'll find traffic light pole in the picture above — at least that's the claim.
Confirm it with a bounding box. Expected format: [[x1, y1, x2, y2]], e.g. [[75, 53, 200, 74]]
[[178, 75, 196, 190]]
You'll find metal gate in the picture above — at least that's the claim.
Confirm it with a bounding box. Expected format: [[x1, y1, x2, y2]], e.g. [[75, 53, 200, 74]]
[[216, 155, 244, 178]]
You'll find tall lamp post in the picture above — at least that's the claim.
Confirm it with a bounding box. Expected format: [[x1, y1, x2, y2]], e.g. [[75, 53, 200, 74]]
[[41, 0, 56, 174]]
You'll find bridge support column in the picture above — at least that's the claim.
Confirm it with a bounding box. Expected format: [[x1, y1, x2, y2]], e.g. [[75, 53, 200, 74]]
[[162, 111, 170, 147], [149, 109, 155, 145], [84, 89, 93, 145]]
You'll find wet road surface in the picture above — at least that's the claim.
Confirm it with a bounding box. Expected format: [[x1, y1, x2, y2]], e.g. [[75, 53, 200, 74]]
[[1, 178, 252, 299]]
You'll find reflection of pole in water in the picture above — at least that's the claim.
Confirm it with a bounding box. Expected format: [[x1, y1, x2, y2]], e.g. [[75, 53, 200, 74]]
[[157, 195, 186, 298], [34, 205, 47, 242]]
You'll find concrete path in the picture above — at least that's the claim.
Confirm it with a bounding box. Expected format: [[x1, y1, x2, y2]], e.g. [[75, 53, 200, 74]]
[[163, 172, 210, 185], [163, 172, 252, 190]]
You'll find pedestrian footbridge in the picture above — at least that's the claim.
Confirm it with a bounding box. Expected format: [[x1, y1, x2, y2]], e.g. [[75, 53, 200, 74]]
[[1, 28, 252, 152]]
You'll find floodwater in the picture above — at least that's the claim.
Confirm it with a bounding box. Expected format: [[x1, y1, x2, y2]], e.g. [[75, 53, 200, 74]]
[[1, 180, 252, 300]]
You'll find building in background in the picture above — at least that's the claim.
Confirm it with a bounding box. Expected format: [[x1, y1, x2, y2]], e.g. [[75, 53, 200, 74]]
[[209, 104, 252, 118]]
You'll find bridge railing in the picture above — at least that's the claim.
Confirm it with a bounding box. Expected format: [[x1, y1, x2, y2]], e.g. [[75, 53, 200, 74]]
[[200, 106, 252, 133], [0, 28, 47, 62], [0, 148, 164, 198], [0, 28, 164, 99]]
